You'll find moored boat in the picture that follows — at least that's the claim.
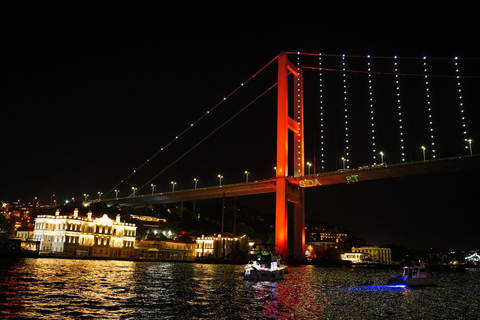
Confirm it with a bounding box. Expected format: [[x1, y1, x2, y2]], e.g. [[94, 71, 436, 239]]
[[243, 244, 288, 281], [388, 265, 439, 286], [0, 238, 40, 258]]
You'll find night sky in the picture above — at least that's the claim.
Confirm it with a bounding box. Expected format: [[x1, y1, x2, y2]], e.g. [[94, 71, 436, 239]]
[[2, 3, 479, 250]]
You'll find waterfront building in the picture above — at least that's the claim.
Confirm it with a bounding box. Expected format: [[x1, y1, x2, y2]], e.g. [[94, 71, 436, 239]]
[[465, 252, 480, 265], [15, 227, 34, 241], [130, 214, 176, 239], [351, 246, 392, 264], [340, 252, 370, 264], [309, 230, 348, 243], [307, 240, 343, 251], [130, 214, 166, 224], [136, 238, 196, 261], [0, 238, 40, 257], [306, 225, 348, 250], [195, 232, 249, 260], [304, 225, 348, 259], [33, 209, 137, 258], [306, 224, 348, 242]]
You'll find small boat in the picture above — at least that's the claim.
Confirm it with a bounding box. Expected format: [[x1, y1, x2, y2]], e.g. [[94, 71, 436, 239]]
[[0, 238, 40, 258], [388, 265, 439, 286], [243, 244, 288, 281]]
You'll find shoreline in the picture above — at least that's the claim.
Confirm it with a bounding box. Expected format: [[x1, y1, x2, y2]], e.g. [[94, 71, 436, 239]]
[[4, 254, 478, 270]]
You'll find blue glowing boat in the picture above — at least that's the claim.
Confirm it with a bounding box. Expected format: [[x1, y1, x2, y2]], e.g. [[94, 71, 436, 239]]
[[388, 265, 438, 286], [243, 244, 288, 281]]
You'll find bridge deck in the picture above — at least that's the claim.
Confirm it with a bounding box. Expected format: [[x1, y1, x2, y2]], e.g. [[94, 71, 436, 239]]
[[104, 156, 479, 206], [288, 155, 479, 187]]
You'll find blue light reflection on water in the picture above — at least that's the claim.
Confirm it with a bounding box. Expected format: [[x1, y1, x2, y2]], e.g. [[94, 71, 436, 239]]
[[346, 284, 408, 292], [1, 259, 480, 319]]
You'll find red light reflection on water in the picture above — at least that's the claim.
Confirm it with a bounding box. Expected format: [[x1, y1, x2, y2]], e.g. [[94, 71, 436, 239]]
[[249, 265, 326, 319], [0, 271, 27, 318]]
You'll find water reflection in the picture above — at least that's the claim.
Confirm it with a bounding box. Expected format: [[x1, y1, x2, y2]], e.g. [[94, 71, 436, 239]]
[[0, 258, 141, 319], [246, 265, 327, 318], [1, 259, 480, 319], [346, 284, 408, 292]]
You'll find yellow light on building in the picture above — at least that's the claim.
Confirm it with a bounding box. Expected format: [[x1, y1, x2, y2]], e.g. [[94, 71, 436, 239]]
[[33, 209, 137, 259]]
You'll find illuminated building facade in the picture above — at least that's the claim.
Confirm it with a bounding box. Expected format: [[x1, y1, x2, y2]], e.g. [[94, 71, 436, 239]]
[[33, 209, 136, 258], [465, 253, 480, 265], [306, 225, 348, 251], [352, 246, 391, 264], [15, 227, 34, 241], [340, 252, 370, 264], [307, 225, 348, 242], [136, 238, 196, 261], [196, 232, 249, 260]]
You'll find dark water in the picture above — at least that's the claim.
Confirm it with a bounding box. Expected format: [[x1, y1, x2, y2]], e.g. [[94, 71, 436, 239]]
[[1, 258, 479, 319]]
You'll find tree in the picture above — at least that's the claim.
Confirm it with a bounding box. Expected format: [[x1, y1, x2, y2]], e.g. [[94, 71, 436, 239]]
[[0, 214, 7, 233]]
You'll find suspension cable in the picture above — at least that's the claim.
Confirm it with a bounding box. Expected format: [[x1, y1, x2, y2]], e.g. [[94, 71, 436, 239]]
[[102, 55, 279, 199], [135, 81, 278, 195]]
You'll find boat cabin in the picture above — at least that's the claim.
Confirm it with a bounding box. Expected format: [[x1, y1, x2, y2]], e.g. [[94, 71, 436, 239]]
[[402, 265, 430, 278], [249, 244, 278, 260]]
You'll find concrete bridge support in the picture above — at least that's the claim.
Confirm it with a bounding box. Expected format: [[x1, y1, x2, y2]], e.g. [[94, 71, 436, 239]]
[[275, 52, 305, 260]]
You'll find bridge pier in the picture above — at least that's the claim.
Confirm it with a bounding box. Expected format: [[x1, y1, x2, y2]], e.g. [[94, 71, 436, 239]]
[[275, 52, 305, 260], [275, 179, 288, 259], [275, 178, 305, 261], [292, 188, 305, 261]]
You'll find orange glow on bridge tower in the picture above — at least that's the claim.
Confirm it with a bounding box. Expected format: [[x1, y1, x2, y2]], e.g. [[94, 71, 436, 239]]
[[276, 52, 305, 260]]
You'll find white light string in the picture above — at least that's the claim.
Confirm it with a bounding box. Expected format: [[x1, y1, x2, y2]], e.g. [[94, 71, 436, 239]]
[[296, 52, 302, 175], [423, 56, 436, 159], [394, 56, 406, 162], [102, 55, 278, 198], [319, 53, 325, 172], [137, 80, 279, 194], [454, 57, 469, 151], [342, 54, 350, 168], [294, 51, 480, 62], [367, 55, 377, 164]]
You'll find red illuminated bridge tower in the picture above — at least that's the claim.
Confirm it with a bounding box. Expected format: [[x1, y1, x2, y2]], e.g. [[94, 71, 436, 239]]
[[275, 52, 305, 260]]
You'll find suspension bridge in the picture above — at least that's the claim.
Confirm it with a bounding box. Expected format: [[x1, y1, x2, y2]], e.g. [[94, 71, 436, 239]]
[[102, 52, 480, 260]]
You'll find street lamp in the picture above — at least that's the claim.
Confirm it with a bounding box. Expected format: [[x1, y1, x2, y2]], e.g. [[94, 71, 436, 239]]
[[171, 181, 176, 192], [132, 187, 137, 196], [115, 189, 120, 199], [306, 162, 312, 175], [468, 139, 473, 156], [245, 171, 250, 183], [97, 191, 103, 200], [421, 146, 426, 162], [193, 178, 199, 189], [341, 157, 346, 170], [83, 194, 88, 202], [218, 174, 223, 187], [380, 152, 384, 165], [151, 183, 156, 195]]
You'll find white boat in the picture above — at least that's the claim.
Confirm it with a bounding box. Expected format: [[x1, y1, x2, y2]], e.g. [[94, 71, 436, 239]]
[[388, 265, 439, 286], [243, 244, 288, 281]]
